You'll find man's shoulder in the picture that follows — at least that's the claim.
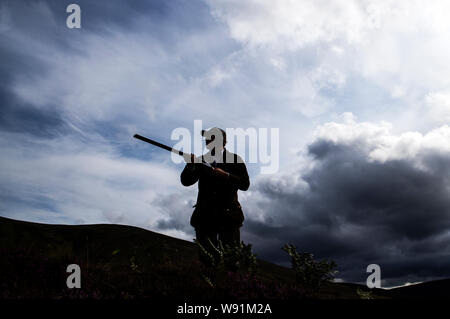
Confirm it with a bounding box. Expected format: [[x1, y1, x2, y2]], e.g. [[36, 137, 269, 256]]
[[224, 149, 245, 164]]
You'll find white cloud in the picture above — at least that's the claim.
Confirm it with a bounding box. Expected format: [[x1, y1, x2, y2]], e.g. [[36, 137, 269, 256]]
[[12, 30, 166, 123], [313, 115, 450, 167], [0, 132, 194, 238], [205, 0, 450, 123], [206, 0, 370, 50], [425, 90, 450, 124]]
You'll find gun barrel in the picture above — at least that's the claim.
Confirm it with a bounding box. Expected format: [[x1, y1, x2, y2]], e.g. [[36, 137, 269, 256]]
[[133, 134, 184, 156]]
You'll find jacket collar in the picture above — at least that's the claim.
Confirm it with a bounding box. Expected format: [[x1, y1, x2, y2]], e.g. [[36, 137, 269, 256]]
[[204, 147, 232, 163]]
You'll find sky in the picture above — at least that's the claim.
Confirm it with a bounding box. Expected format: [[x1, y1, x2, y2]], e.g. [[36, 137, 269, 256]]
[[1, 0, 450, 287]]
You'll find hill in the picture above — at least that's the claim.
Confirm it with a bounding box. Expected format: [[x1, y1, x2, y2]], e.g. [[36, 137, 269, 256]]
[[0, 216, 404, 299], [385, 279, 450, 299]]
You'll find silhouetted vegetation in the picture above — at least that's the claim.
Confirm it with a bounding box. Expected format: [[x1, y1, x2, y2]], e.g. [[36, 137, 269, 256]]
[[282, 244, 338, 292], [193, 239, 311, 298], [195, 239, 258, 279], [1, 217, 396, 299]]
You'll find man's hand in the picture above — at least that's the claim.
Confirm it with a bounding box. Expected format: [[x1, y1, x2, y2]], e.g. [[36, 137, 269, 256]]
[[183, 153, 195, 163], [212, 167, 230, 180]]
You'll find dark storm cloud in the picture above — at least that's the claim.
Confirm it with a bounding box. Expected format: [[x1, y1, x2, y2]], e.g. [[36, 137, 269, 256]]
[[154, 193, 196, 236], [0, 1, 68, 137], [244, 134, 450, 285], [0, 86, 68, 137], [1, 0, 170, 35]]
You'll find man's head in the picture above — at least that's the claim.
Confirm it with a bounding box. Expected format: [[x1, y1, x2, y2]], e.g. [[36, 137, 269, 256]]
[[201, 127, 227, 151]]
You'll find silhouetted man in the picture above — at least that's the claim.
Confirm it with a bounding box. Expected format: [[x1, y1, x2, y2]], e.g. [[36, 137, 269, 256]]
[[181, 127, 250, 251]]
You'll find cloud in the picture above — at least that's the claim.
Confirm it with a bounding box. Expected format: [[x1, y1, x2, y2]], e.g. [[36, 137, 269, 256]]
[[0, 0, 250, 239], [1, 0, 239, 136], [206, 0, 373, 50], [1, 0, 308, 178], [154, 193, 196, 235], [0, 86, 68, 137], [0, 131, 196, 237], [242, 116, 450, 285], [425, 90, 450, 124], [3, 0, 450, 286], [205, 0, 450, 125]]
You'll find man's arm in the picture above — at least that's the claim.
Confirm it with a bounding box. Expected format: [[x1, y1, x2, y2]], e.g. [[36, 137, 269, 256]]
[[180, 153, 200, 186], [212, 155, 250, 191], [228, 162, 250, 191], [180, 163, 200, 186]]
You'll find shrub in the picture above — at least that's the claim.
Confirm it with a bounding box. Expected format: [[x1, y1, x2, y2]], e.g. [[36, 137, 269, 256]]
[[194, 239, 258, 287], [282, 244, 337, 291]]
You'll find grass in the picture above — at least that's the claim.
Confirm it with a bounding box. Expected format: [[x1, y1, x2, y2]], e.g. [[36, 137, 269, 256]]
[[0, 216, 390, 300]]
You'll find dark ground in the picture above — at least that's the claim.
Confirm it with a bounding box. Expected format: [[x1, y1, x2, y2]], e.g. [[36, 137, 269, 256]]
[[1, 216, 447, 300]]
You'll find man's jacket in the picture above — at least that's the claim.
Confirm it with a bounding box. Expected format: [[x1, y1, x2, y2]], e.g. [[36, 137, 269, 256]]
[[180, 148, 250, 230]]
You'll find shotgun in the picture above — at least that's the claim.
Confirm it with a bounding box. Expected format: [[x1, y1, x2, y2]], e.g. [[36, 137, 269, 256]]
[[133, 134, 213, 168]]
